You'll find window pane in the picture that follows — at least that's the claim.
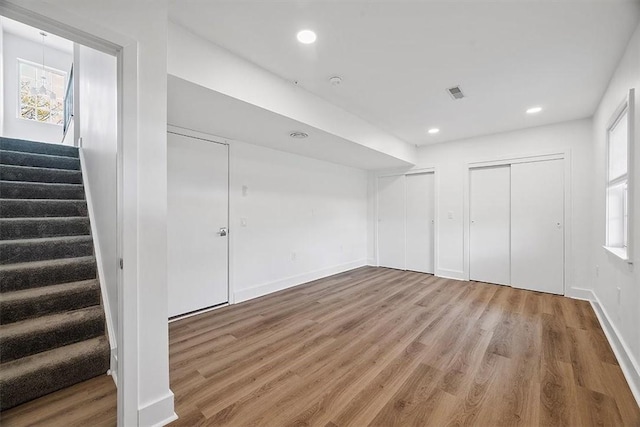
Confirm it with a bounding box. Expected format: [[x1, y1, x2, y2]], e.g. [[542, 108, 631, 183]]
[[18, 60, 66, 125], [609, 112, 628, 181], [606, 181, 626, 248]]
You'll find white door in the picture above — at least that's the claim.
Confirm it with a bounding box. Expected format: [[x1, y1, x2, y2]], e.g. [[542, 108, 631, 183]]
[[511, 159, 564, 294], [469, 166, 511, 285], [167, 132, 229, 317], [378, 175, 406, 270], [405, 173, 435, 274]]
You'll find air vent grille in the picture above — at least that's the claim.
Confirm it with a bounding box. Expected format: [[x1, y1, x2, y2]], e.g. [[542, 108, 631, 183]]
[[447, 86, 465, 100]]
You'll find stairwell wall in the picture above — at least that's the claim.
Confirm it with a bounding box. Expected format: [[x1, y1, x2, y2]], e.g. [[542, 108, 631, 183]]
[[75, 43, 118, 359]]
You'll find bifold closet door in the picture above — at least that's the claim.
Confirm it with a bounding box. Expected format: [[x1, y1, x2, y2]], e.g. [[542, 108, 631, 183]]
[[511, 159, 564, 294], [405, 173, 435, 273], [377, 175, 406, 270], [167, 132, 229, 317], [469, 166, 511, 285]]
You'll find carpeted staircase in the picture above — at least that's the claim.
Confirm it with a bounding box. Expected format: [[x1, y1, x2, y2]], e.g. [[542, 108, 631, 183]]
[[0, 137, 110, 411]]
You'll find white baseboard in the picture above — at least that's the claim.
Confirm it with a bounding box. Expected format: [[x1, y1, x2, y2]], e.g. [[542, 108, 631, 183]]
[[435, 268, 466, 280], [138, 391, 177, 427], [565, 287, 594, 300], [366, 258, 377, 266], [234, 259, 367, 303], [589, 292, 640, 407]]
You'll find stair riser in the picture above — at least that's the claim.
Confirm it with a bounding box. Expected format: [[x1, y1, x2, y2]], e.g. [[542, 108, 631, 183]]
[[0, 182, 85, 200], [0, 260, 97, 292], [0, 200, 88, 218], [0, 340, 109, 410], [0, 150, 80, 170], [0, 286, 101, 324], [0, 239, 94, 265], [0, 314, 105, 363], [0, 218, 90, 240], [0, 138, 79, 158], [0, 165, 83, 184]]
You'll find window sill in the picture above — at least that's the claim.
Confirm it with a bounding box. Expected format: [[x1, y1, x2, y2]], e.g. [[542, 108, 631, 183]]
[[603, 245, 629, 262]]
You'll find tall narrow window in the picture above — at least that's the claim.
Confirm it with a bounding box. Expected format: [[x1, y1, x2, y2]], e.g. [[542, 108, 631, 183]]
[[18, 59, 66, 125], [605, 90, 634, 260]]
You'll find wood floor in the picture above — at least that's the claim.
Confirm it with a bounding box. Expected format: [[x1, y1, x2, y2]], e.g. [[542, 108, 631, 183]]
[[2, 267, 639, 426]]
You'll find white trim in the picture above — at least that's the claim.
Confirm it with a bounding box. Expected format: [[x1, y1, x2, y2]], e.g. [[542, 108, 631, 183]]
[[138, 391, 178, 427], [234, 259, 367, 303], [78, 148, 117, 378], [463, 150, 572, 296], [435, 268, 466, 280], [589, 292, 640, 407], [604, 89, 635, 266], [0, 5, 145, 426], [564, 287, 594, 301]]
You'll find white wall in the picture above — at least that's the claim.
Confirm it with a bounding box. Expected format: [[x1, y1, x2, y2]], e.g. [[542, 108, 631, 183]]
[[2, 32, 71, 143], [4, 0, 175, 425], [591, 21, 640, 400], [396, 119, 594, 296], [165, 126, 369, 303], [76, 43, 118, 354], [167, 22, 416, 166]]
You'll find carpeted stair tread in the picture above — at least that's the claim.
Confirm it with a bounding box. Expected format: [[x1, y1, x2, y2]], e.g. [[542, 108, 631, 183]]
[[0, 235, 94, 265], [0, 199, 88, 218], [0, 150, 80, 171], [0, 217, 90, 240], [0, 279, 100, 324], [0, 164, 83, 184], [0, 336, 109, 410], [0, 256, 97, 292], [0, 181, 85, 200], [0, 137, 79, 158], [0, 306, 105, 363], [0, 138, 108, 411]]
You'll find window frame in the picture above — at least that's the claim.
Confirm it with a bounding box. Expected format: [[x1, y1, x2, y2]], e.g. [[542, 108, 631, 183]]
[[604, 89, 635, 263], [17, 58, 67, 126]]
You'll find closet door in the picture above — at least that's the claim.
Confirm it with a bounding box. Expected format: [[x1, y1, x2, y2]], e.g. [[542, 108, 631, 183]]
[[405, 173, 435, 273], [511, 159, 564, 294], [167, 132, 229, 317], [377, 175, 406, 270], [469, 166, 511, 285]]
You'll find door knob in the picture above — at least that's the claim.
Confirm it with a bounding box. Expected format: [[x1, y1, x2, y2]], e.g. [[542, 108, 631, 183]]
[[218, 227, 228, 236]]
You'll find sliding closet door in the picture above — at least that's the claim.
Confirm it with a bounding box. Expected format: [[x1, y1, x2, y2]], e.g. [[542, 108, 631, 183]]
[[167, 132, 229, 317], [378, 175, 406, 270], [511, 159, 564, 294], [469, 166, 511, 285], [405, 173, 435, 273]]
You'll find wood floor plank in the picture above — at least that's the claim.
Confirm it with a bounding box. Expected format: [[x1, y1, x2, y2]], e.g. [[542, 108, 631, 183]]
[[2, 267, 638, 426]]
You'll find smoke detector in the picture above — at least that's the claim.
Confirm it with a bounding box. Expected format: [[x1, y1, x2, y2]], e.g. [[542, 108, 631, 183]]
[[289, 131, 308, 139], [447, 86, 465, 100], [329, 76, 342, 86]]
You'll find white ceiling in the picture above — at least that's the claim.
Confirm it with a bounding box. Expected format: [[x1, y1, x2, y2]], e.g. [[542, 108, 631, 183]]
[[167, 75, 412, 170], [1, 17, 73, 53], [169, 0, 640, 146]]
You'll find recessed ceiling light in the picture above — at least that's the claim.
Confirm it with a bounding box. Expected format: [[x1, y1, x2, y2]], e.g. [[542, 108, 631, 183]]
[[526, 106, 543, 114], [428, 128, 440, 135], [290, 131, 308, 139], [297, 30, 317, 44]]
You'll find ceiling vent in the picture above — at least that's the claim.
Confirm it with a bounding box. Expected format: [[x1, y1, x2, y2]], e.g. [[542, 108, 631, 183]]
[[447, 86, 465, 100]]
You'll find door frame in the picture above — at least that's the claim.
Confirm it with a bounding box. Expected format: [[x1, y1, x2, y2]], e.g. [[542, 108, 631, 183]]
[[463, 150, 572, 295], [0, 3, 138, 425], [374, 167, 437, 271], [167, 124, 233, 307]]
